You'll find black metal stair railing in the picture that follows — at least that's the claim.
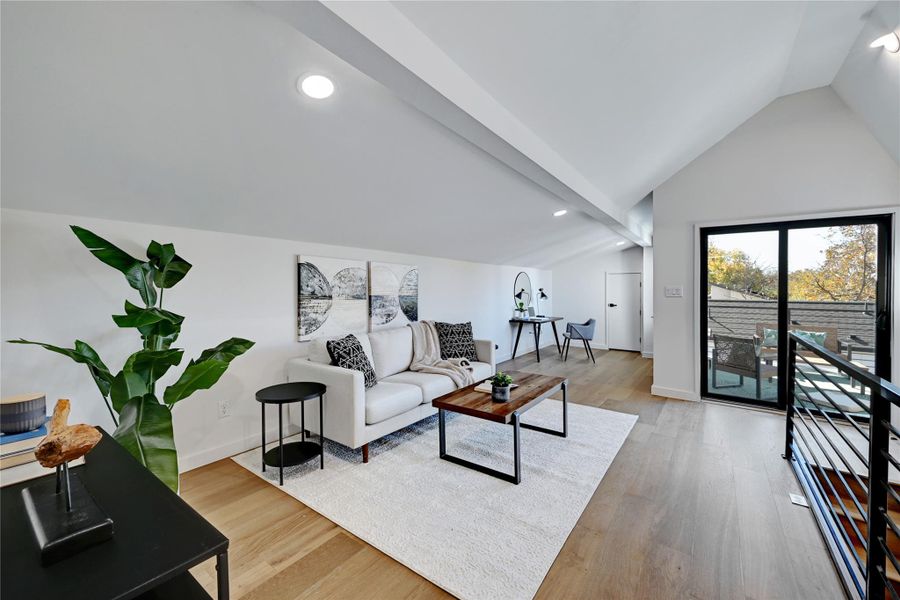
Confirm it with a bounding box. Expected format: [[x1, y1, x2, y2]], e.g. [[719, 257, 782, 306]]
[[784, 332, 900, 600]]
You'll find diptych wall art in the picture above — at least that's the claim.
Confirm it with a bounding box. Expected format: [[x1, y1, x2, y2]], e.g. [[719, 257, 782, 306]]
[[297, 256, 368, 341], [368, 262, 419, 331]]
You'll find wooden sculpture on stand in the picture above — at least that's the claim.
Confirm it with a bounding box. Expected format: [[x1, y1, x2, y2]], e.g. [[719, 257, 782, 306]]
[[22, 399, 112, 565], [36, 399, 101, 470]]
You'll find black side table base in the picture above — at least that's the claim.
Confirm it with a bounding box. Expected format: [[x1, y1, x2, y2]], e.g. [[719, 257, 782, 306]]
[[263, 442, 322, 468], [257, 382, 326, 487]]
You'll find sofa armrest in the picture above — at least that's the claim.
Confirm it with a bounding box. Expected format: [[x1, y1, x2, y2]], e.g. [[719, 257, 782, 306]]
[[474, 339, 495, 372], [285, 358, 366, 449]]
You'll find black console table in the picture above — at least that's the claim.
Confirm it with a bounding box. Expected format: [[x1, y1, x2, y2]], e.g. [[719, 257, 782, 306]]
[[1, 430, 229, 600], [509, 316, 564, 362]]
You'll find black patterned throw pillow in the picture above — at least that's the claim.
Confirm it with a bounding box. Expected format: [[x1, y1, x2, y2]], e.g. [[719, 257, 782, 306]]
[[435, 321, 479, 362], [326, 335, 377, 388]]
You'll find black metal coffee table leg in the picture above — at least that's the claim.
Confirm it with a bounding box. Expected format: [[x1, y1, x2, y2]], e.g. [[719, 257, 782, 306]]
[[439, 409, 522, 484], [216, 551, 229, 600], [519, 382, 568, 438]]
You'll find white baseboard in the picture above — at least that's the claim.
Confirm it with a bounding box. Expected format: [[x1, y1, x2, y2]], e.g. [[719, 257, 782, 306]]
[[650, 384, 700, 402], [642, 352, 654, 359], [497, 341, 560, 364], [180, 423, 300, 473]]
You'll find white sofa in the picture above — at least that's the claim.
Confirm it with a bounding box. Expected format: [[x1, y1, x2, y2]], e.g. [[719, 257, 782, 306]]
[[286, 326, 495, 462]]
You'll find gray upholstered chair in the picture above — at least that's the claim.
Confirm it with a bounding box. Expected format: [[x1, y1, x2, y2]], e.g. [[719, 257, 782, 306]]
[[562, 319, 596, 363], [711, 334, 777, 399]]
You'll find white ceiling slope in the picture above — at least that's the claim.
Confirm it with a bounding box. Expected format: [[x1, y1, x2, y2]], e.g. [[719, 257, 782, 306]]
[[0, 1, 621, 267], [258, 0, 650, 247], [326, 0, 876, 212], [832, 0, 900, 163]]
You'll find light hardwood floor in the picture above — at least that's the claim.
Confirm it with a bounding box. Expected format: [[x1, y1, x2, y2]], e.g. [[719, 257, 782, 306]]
[[182, 349, 844, 599]]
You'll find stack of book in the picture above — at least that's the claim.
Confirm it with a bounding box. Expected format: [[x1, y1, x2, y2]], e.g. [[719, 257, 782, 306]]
[[0, 419, 72, 487]]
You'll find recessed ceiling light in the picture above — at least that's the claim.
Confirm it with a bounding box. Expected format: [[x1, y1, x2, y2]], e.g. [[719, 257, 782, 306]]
[[298, 75, 335, 99], [870, 32, 900, 53], [553, 209, 568, 217], [616, 241, 626, 246]]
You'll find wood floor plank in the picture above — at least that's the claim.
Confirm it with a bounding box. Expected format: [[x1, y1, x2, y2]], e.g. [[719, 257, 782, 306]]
[[241, 533, 364, 600], [179, 349, 844, 600]]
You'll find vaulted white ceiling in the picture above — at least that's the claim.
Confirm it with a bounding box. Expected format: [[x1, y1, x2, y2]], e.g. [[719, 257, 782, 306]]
[[0, 1, 625, 268], [380, 0, 877, 208], [1, 1, 891, 269]]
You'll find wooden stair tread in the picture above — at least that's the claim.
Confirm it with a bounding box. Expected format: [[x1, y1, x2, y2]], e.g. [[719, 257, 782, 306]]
[[849, 536, 900, 583], [835, 502, 900, 525]]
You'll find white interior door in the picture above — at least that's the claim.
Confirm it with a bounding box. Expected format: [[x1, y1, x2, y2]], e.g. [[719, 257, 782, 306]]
[[607, 273, 641, 352]]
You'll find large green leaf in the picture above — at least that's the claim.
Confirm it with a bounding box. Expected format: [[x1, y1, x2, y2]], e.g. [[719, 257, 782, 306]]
[[113, 395, 178, 491], [110, 371, 148, 413], [71, 226, 158, 306], [147, 240, 192, 289], [123, 348, 184, 388], [112, 301, 183, 350], [71, 225, 142, 274], [125, 262, 158, 307], [162, 359, 228, 406], [195, 337, 256, 363], [7, 338, 113, 397], [146, 241, 175, 267], [163, 338, 254, 406]]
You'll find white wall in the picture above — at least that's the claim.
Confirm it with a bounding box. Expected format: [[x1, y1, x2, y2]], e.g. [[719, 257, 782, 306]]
[[653, 86, 899, 401], [0, 208, 552, 470], [552, 246, 644, 350]]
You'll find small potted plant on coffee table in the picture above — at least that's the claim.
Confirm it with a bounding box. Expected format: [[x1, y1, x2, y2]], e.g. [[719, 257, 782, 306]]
[[491, 371, 513, 402]]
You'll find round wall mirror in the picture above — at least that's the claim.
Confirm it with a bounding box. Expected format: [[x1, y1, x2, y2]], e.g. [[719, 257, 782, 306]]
[[513, 272, 533, 310]]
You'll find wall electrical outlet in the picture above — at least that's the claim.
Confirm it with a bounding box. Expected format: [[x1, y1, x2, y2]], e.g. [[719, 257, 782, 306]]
[[218, 397, 232, 418]]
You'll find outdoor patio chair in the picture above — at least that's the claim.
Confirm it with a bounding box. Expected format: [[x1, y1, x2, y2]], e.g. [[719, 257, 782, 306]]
[[711, 334, 778, 400]]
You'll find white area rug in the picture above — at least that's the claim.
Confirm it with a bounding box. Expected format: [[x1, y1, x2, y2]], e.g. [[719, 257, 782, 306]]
[[232, 400, 637, 600]]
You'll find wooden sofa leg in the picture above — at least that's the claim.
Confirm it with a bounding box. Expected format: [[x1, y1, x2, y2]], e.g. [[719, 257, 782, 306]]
[[362, 443, 369, 464]]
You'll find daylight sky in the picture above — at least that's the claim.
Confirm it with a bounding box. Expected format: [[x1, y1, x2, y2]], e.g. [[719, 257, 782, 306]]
[[709, 227, 837, 273]]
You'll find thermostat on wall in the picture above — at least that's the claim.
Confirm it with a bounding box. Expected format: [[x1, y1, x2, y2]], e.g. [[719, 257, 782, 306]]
[[664, 286, 684, 298]]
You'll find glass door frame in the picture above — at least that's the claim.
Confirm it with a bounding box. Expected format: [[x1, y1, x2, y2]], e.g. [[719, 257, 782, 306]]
[[700, 213, 893, 409]]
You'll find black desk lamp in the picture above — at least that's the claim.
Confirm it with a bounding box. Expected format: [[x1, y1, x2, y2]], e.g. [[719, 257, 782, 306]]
[[537, 288, 549, 317]]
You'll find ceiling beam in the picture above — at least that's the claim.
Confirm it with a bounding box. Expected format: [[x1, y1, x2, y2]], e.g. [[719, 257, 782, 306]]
[[254, 0, 651, 246]]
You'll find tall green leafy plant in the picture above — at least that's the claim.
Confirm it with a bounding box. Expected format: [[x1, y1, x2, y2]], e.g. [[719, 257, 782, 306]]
[[9, 226, 254, 491]]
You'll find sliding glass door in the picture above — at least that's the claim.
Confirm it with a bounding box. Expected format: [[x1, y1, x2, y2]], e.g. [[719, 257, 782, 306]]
[[701, 215, 892, 408]]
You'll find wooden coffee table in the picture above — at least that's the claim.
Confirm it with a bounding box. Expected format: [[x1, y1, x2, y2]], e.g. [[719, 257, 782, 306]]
[[431, 371, 568, 484]]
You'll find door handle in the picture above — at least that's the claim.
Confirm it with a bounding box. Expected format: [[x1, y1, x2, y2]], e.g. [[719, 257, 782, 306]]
[[608, 303, 617, 307]]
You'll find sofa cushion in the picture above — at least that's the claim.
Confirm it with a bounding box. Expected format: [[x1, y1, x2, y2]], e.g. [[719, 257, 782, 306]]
[[308, 333, 374, 366], [383, 371, 456, 403], [435, 321, 479, 362], [368, 326, 413, 380], [365, 382, 423, 424], [326, 335, 377, 388], [470, 361, 493, 381]]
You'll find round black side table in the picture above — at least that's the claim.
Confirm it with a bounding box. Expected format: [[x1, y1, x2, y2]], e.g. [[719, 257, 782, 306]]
[[255, 382, 326, 485]]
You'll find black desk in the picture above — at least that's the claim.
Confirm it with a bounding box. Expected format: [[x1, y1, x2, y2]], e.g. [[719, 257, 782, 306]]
[[509, 316, 564, 362], [1, 431, 228, 600]]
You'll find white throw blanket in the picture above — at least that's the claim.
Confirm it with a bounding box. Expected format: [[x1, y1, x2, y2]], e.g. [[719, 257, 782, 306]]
[[409, 321, 475, 388]]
